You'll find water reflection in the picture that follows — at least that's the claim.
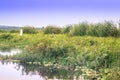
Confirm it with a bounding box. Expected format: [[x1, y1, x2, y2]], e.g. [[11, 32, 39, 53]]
[[0, 49, 21, 56], [0, 61, 88, 80], [15, 63, 86, 80], [0, 61, 45, 80]]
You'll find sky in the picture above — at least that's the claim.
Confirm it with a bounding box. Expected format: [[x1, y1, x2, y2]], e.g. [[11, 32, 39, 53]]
[[0, 0, 120, 27]]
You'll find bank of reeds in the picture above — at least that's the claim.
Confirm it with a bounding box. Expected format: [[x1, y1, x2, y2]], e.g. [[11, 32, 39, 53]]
[[63, 21, 120, 37]]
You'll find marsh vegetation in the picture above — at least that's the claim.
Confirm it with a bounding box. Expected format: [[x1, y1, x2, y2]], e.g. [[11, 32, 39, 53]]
[[0, 21, 120, 80]]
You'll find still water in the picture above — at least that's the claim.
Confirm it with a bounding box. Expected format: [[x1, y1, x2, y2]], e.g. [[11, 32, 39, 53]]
[[0, 49, 21, 56], [0, 50, 88, 80], [0, 61, 88, 80], [0, 61, 44, 80]]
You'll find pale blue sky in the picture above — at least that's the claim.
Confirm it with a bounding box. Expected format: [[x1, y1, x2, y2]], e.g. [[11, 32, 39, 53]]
[[0, 0, 120, 27]]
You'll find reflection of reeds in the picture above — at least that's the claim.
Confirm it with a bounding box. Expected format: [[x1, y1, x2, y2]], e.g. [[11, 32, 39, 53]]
[[18, 63, 85, 80]]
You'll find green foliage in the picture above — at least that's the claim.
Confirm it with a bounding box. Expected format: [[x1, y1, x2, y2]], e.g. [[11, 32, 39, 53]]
[[0, 33, 13, 40], [0, 32, 120, 80], [69, 22, 89, 36], [0, 30, 7, 33], [17, 40, 76, 65], [90, 21, 119, 37], [44, 25, 62, 34], [10, 30, 19, 33], [62, 25, 72, 33], [22, 26, 38, 34], [67, 21, 120, 37]]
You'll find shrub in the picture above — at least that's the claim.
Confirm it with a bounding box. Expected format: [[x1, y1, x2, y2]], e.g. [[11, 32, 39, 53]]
[[44, 26, 62, 34], [0, 30, 7, 33], [0, 33, 13, 40], [22, 26, 38, 34], [100, 21, 116, 37], [69, 22, 89, 36], [10, 30, 19, 33], [96, 21, 120, 37], [87, 24, 98, 36], [62, 25, 72, 33], [68, 21, 120, 37]]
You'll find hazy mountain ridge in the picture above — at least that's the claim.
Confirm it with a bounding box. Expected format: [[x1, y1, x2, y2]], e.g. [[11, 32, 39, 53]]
[[0, 25, 21, 30], [0, 25, 42, 30]]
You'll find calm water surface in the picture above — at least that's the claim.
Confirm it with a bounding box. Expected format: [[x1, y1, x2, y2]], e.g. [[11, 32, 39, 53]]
[[0, 61, 88, 80], [0, 61, 45, 80], [0, 50, 88, 80], [0, 49, 21, 56]]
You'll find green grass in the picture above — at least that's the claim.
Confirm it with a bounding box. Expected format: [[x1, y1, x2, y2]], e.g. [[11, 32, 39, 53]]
[[0, 31, 120, 80]]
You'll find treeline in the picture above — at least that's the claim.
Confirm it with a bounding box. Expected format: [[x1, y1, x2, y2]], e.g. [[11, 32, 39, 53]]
[[44, 21, 120, 37], [1, 21, 120, 37], [0, 26, 41, 34]]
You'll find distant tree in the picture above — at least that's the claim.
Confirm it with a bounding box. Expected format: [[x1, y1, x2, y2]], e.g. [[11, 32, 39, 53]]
[[10, 30, 19, 33], [22, 26, 38, 34], [0, 33, 13, 40], [62, 25, 72, 33], [69, 22, 89, 36], [0, 30, 7, 33], [44, 25, 62, 34]]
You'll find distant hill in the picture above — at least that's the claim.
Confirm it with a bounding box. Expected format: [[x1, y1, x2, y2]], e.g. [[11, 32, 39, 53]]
[[0, 25, 42, 30], [0, 25, 21, 30]]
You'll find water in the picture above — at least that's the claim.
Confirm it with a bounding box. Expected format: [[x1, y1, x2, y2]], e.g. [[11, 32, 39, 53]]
[[0, 61, 45, 80], [0, 49, 21, 56], [0, 50, 88, 80], [0, 61, 88, 80]]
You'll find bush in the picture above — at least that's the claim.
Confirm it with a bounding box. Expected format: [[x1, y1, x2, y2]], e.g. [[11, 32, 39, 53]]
[[10, 30, 19, 33], [62, 25, 72, 33], [0, 33, 13, 40], [22, 26, 38, 34], [87, 24, 98, 36], [68, 21, 120, 37], [44, 26, 62, 34], [69, 22, 89, 36], [0, 30, 7, 33]]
